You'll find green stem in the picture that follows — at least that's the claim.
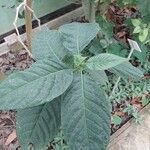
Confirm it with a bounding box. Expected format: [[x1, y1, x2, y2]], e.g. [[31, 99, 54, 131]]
[[97, 0, 101, 16], [82, 0, 96, 22], [89, 2, 96, 23]]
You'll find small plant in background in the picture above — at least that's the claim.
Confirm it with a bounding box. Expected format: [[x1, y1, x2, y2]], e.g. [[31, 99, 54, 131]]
[[110, 78, 150, 125], [123, 103, 142, 124], [109, 69, 150, 103], [111, 115, 122, 126], [138, 0, 150, 23], [131, 19, 149, 43], [51, 131, 69, 150], [141, 96, 150, 107], [117, 0, 138, 6]]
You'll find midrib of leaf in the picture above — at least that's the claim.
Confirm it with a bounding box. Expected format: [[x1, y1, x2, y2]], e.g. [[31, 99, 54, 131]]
[[45, 37, 60, 62], [29, 104, 46, 143], [80, 72, 90, 149], [1, 69, 70, 99], [77, 25, 80, 54]]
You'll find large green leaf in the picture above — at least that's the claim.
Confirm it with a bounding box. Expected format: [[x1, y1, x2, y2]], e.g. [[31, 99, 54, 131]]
[[59, 23, 99, 54], [0, 59, 73, 110], [109, 62, 143, 79], [61, 73, 111, 150], [87, 70, 108, 85], [86, 53, 127, 71], [32, 27, 66, 61], [16, 98, 61, 150]]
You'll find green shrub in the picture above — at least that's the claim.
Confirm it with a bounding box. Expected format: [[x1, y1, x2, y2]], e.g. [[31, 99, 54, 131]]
[[0, 23, 143, 150]]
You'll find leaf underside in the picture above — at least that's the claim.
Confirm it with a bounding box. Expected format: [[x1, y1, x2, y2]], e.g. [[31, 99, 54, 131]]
[[61, 73, 111, 150], [0, 59, 73, 110], [16, 98, 61, 150]]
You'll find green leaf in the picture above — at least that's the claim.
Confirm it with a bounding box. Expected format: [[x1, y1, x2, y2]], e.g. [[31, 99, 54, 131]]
[[86, 53, 127, 71], [18, 10, 25, 19], [59, 23, 100, 54], [133, 26, 141, 34], [139, 28, 149, 42], [118, 0, 138, 6], [62, 54, 87, 70], [100, 39, 109, 49], [141, 97, 149, 107], [133, 44, 148, 62], [131, 19, 141, 27], [16, 98, 61, 150], [87, 70, 108, 85], [62, 54, 75, 68], [74, 55, 87, 67], [96, 16, 114, 38], [61, 73, 111, 150], [32, 27, 67, 61], [0, 59, 73, 110], [107, 41, 128, 57], [112, 115, 122, 126], [109, 62, 143, 79], [89, 39, 103, 55]]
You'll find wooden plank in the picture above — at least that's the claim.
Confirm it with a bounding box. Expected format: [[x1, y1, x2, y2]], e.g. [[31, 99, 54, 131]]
[[108, 104, 150, 150], [4, 34, 23, 52], [46, 7, 83, 29], [0, 43, 9, 56]]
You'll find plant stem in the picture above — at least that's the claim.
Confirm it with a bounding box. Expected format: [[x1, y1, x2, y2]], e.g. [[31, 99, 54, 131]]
[[82, 0, 90, 21], [82, 0, 96, 22], [89, 2, 96, 23], [97, 0, 101, 15], [25, 0, 32, 52], [109, 76, 121, 99], [127, 48, 134, 59]]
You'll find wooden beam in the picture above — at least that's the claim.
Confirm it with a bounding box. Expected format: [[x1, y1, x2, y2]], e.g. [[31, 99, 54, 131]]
[[25, 0, 33, 51], [108, 104, 150, 149]]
